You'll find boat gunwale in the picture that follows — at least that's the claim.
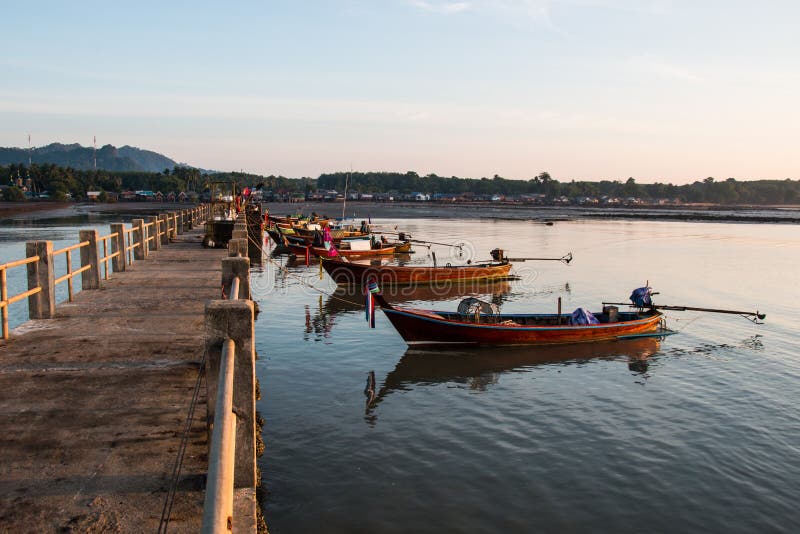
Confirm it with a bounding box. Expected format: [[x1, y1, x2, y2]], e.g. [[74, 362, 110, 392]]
[[322, 258, 509, 272], [382, 307, 662, 332]]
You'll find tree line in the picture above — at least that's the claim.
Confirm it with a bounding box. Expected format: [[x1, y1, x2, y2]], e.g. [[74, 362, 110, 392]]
[[318, 171, 800, 204], [0, 164, 309, 202], [2, 163, 798, 205]]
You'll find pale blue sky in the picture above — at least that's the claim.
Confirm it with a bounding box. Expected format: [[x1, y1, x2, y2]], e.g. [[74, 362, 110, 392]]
[[1, 0, 798, 183]]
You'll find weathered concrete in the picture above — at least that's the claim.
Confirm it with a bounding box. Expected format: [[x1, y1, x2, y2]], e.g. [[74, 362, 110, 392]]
[[132, 218, 147, 260], [26, 240, 55, 319], [159, 214, 170, 245], [78, 230, 101, 290], [204, 300, 256, 488], [110, 223, 127, 273], [0, 228, 248, 533], [228, 238, 248, 258], [222, 257, 251, 301], [147, 215, 161, 251]]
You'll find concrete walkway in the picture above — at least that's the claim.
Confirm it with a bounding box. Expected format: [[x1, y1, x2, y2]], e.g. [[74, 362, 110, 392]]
[[0, 228, 226, 532]]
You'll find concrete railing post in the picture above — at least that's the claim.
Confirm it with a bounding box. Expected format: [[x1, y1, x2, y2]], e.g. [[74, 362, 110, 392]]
[[132, 219, 148, 260], [171, 213, 178, 238], [178, 210, 185, 234], [159, 214, 170, 244], [228, 239, 248, 258], [147, 216, 161, 251], [26, 240, 55, 319], [205, 300, 256, 488], [79, 230, 101, 290], [222, 256, 250, 300], [232, 218, 248, 243], [110, 223, 127, 273]]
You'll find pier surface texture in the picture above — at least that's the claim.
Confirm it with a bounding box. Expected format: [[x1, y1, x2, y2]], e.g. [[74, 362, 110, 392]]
[[0, 228, 232, 532]]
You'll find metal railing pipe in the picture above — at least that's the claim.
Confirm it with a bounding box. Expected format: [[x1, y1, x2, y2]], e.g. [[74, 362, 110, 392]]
[[201, 338, 237, 534]]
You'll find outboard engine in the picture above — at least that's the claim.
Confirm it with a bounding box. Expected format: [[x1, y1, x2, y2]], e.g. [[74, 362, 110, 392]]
[[490, 248, 505, 262], [457, 297, 500, 317]]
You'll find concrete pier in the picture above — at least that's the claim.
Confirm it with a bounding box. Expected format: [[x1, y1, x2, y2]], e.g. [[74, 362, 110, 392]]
[[0, 226, 243, 532]]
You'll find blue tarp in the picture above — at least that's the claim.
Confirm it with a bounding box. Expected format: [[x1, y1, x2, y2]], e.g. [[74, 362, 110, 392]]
[[570, 308, 599, 325], [630, 286, 652, 307]]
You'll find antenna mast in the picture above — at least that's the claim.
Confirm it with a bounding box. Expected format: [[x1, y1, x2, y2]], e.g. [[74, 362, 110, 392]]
[[93, 135, 97, 171], [28, 134, 31, 167], [342, 163, 351, 220]]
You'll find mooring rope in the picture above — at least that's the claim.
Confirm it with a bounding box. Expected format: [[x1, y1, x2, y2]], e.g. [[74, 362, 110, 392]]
[[157, 349, 206, 534]]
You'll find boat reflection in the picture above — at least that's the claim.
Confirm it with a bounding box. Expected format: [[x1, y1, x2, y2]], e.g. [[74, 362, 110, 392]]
[[364, 337, 662, 422], [304, 280, 514, 340]]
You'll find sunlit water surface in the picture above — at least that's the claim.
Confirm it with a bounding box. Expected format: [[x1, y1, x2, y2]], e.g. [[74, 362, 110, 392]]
[[3, 216, 798, 533], [254, 219, 799, 534]]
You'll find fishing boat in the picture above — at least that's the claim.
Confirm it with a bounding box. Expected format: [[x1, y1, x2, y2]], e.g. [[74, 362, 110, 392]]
[[321, 257, 513, 286], [286, 240, 398, 258], [311, 243, 397, 258], [373, 293, 663, 346], [393, 241, 413, 253], [371, 285, 764, 347]]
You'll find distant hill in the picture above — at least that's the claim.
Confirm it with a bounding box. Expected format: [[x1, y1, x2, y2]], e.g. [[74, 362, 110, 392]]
[[0, 142, 182, 173]]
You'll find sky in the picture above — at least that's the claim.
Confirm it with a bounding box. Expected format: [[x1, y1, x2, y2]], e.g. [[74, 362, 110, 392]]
[[1, 0, 798, 184]]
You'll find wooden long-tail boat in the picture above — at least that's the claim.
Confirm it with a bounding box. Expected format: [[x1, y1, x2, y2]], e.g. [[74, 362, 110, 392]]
[[286, 242, 398, 258], [293, 227, 367, 240], [321, 257, 513, 286], [311, 244, 396, 257], [372, 293, 664, 346], [393, 241, 413, 253]]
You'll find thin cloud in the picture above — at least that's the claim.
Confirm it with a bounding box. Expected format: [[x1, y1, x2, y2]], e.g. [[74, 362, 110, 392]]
[[405, 0, 670, 29], [406, 1, 559, 31], [0, 88, 656, 136], [407, 1, 471, 14]]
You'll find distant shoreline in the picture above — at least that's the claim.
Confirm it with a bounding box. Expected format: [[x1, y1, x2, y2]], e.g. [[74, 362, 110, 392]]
[[2, 200, 799, 224], [263, 201, 800, 224]]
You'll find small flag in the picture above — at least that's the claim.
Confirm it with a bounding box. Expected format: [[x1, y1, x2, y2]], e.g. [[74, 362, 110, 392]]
[[365, 291, 375, 328], [364, 279, 380, 328], [367, 279, 380, 294]]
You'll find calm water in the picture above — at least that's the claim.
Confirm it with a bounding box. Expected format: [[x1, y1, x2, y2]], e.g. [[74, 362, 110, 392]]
[[254, 218, 799, 533], [3, 214, 798, 532], [0, 213, 141, 329]]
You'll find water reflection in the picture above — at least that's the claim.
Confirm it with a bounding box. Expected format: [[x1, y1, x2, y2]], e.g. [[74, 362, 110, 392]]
[[303, 281, 514, 340], [364, 337, 662, 423]]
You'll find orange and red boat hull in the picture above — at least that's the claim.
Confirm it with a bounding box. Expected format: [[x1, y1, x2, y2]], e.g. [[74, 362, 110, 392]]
[[321, 258, 513, 286], [381, 307, 663, 346]]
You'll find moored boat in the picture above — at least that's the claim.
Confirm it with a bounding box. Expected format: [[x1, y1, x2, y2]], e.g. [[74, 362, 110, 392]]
[[374, 293, 664, 346], [311, 244, 397, 257], [321, 257, 513, 286]]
